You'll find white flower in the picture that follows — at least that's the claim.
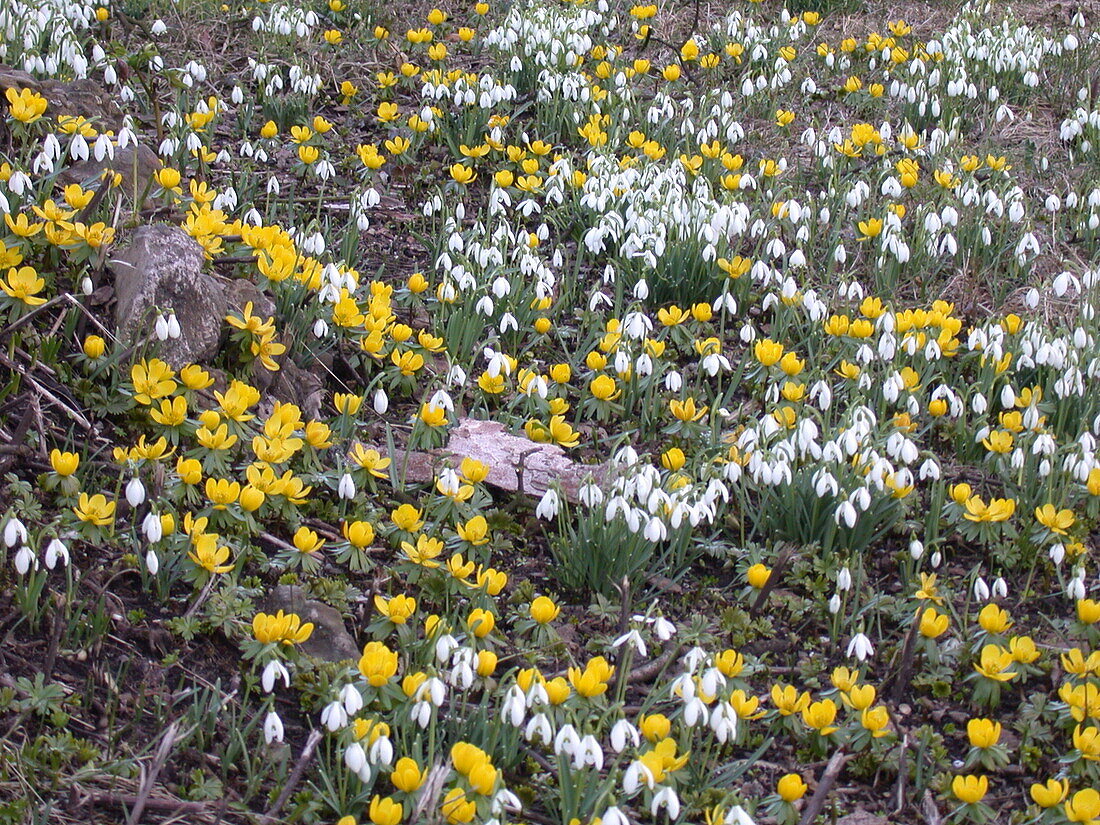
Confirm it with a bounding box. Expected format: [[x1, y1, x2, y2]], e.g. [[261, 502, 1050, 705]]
[[344, 741, 366, 772], [264, 710, 285, 744], [651, 786, 681, 819], [610, 719, 640, 752], [536, 488, 560, 520], [125, 478, 146, 507], [525, 713, 553, 744], [724, 805, 755, 825], [320, 700, 347, 731], [142, 511, 163, 543], [262, 659, 290, 693], [145, 550, 160, 575], [973, 577, 990, 601], [847, 632, 874, 661], [13, 545, 35, 575], [341, 683, 364, 715], [338, 473, 356, 500], [4, 518, 27, 548], [44, 538, 69, 569]]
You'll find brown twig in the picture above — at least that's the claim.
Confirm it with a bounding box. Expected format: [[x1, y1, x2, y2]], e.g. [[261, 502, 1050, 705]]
[[127, 721, 181, 825], [80, 790, 209, 816], [798, 747, 851, 825]]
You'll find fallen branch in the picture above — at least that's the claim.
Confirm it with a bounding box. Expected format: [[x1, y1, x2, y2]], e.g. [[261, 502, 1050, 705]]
[[798, 747, 851, 825]]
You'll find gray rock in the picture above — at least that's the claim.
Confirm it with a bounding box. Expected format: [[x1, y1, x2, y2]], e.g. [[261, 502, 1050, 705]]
[[109, 224, 227, 368], [266, 585, 359, 662]]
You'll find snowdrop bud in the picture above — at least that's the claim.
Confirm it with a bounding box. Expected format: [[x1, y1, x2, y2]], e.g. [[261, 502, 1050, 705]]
[[971, 393, 987, 414], [338, 473, 356, 500], [1049, 544, 1065, 565], [143, 511, 163, 543], [373, 388, 389, 414], [264, 711, 285, 744], [828, 593, 842, 614], [999, 384, 1016, 408], [126, 478, 146, 507], [341, 683, 364, 715], [167, 313, 181, 339], [909, 539, 924, 560], [81, 276, 94, 295], [145, 549, 160, 575], [931, 550, 942, 567], [973, 576, 990, 601], [992, 577, 1008, 598], [344, 741, 366, 772], [633, 279, 649, 300], [155, 314, 170, 340], [1025, 288, 1040, 309], [665, 371, 682, 392], [837, 567, 852, 591], [1067, 575, 1086, 600], [312, 318, 328, 338]]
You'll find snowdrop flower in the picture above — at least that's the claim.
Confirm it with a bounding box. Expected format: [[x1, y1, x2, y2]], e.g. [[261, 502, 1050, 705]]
[[345, 741, 366, 773], [145, 550, 159, 575], [126, 478, 146, 507], [44, 538, 69, 569], [613, 629, 647, 657], [536, 488, 560, 520], [4, 518, 27, 548], [651, 787, 681, 819], [341, 683, 364, 715], [525, 713, 553, 744], [847, 632, 874, 661], [262, 660, 291, 693], [610, 719, 640, 752], [338, 473, 356, 500], [13, 545, 35, 575], [973, 577, 991, 601], [321, 700, 347, 731], [264, 711, 285, 744]]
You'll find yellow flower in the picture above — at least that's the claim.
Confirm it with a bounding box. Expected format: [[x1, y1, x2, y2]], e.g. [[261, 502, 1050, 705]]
[[861, 705, 891, 737], [963, 496, 1016, 523], [74, 492, 116, 526], [977, 604, 1012, 634], [856, 218, 882, 240], [467, 609, 495, 638], [919, 607, 949, 638], [770, 683, 810, 715], [293, 526, 324, 555], [391, 757, 424, 793], [670, 397, 707, 422], [569, 656, 614, 697], [49, 449, 80, 477], [801, 699, 838, 735], [375, 594, 416, 625], [419, 403, 448, 427], [589, 375, 620, 401], [1, 266, 46, 306], [1073, 725, 1100, 760], [5, 87, 48, 124], [982, 430, 1013, 453], [456, 515, 489, 545], [967, 718, 1001, 748], [1029, 778, 1068, 808], [188, 534, 234, 574], [729, 690, 764, 719], [441, 788, 476, 824], [746, 563, 771, 588], [252, 610, 314, 645], [1078, 598, 1100, 625], [777, 774, 807, 802], [358, 641, 399, 686], [1065, 788, 1100, 823], [401, 534, 443, 567], [974, 644, 1017, 682], [1035, 503, 1075, 535], [952, 775, 988, 804], [754, 338, 784, 366], [450, 163, 476, 185], [529, 596, 560, 624]]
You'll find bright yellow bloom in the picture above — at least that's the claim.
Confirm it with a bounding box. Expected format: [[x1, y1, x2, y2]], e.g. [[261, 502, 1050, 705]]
[[529, 596, 560, 624], [1, 266, 46, 306], [252, 610, 314, 645], [952, 775, 988, 804], [188, 534, 233, 574], [358, 641, 399, 686], [74, 492, 116, 526], [50, 449, 80, 476], [777, 774, 807, 802]]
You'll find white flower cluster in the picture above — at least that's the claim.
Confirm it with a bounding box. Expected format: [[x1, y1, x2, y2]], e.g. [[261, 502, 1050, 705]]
[[0, 0, 99, 77]]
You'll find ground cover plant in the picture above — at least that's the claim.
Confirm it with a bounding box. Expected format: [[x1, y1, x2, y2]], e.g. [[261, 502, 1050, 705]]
[[0, 0, 1099, 822]]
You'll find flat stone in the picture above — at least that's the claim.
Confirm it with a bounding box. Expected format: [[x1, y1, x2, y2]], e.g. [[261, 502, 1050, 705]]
[[109, 224, 226, 368]]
